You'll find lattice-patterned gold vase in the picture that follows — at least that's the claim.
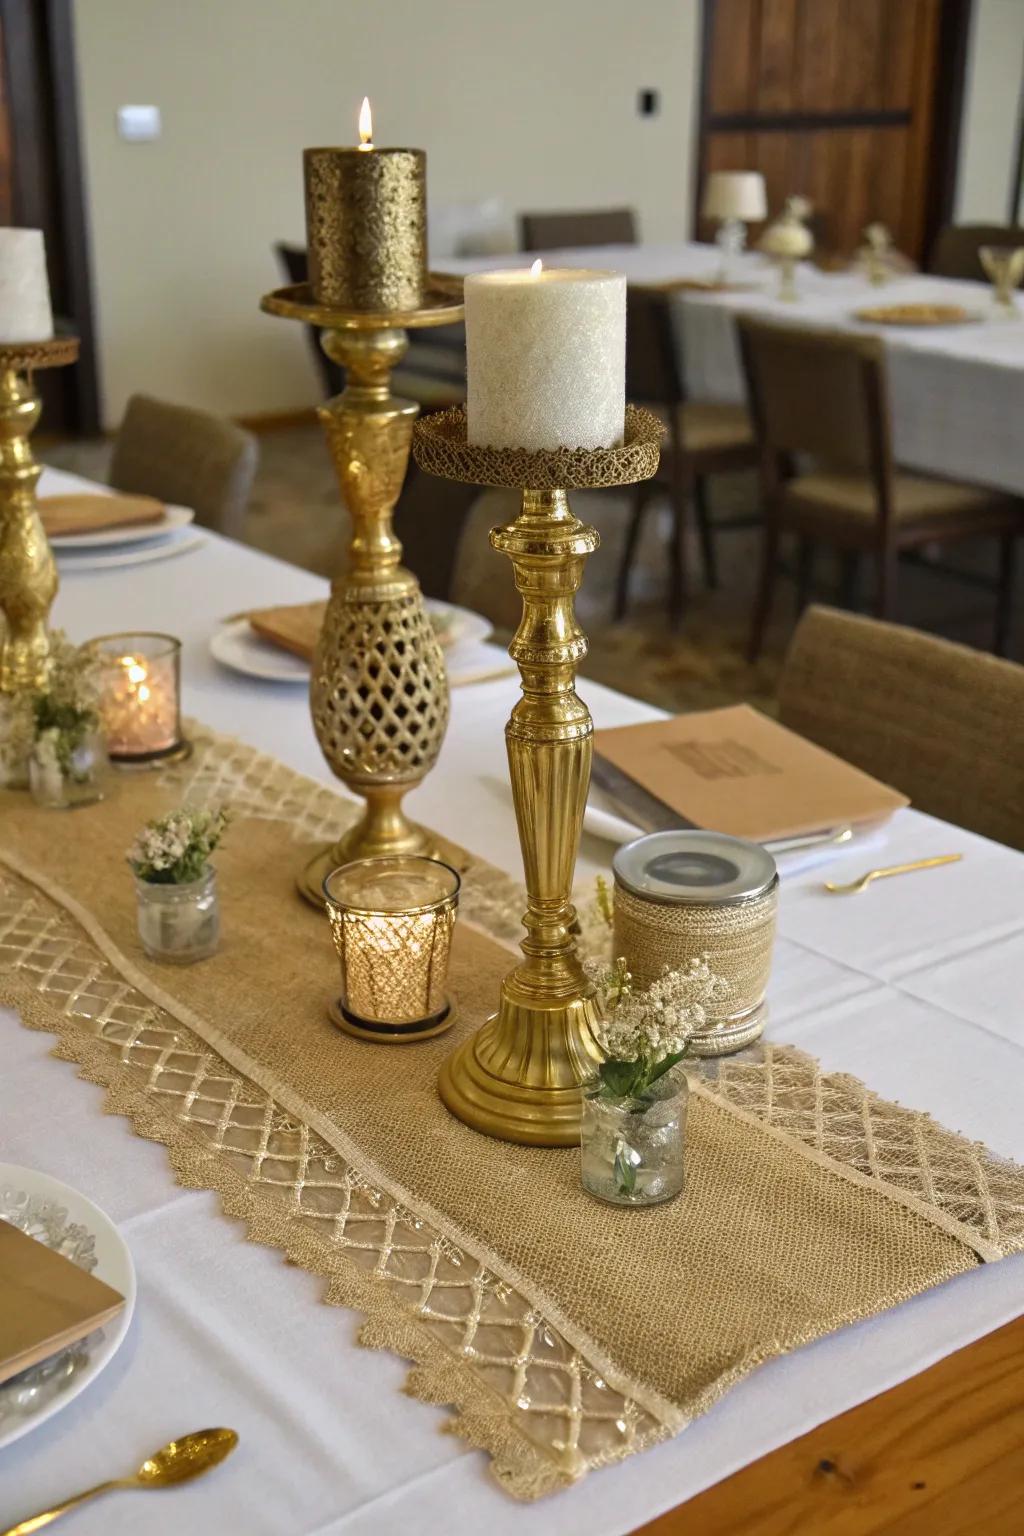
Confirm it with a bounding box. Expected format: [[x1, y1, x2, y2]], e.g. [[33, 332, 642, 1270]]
[[412, 407, 662, 1145], [261, 283, 464, 905], [0, 336, 79, 695]]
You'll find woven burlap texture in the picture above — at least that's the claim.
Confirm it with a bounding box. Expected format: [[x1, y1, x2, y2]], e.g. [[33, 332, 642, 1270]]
[[1, 727, 1021, 1500]]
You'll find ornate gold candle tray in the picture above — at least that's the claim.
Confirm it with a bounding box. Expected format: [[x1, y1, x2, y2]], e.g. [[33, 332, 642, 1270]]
[[260, 280, 465, 907], [412, 405, 662, 1146], [0, 333, 80, 694]]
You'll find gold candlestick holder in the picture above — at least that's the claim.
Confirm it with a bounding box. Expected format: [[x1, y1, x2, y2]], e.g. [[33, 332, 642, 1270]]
[[0, 334, 79, 694], [261, 280, 464, 906], [412, 405, 662, 1145]]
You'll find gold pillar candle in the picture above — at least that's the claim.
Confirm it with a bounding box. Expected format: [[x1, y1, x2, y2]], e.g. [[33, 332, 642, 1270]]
[[96, 632, 185, 763], [612, 831, 779, 1057], [304, 102, 426, 313], [323, 855, 460, 1043]]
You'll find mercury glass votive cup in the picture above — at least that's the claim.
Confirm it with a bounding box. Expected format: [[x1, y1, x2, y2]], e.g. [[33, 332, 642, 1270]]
[[94, 632, 185, 764], [322, 855, 460, 1043]]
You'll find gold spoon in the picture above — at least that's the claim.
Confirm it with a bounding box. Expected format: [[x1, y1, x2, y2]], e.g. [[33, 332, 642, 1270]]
[[824, 853, 962, 896], [2, 1427, 238, 1535]]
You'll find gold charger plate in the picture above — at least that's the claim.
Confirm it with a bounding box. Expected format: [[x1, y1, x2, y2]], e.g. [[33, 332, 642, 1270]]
[[853, 302, 981, 327]]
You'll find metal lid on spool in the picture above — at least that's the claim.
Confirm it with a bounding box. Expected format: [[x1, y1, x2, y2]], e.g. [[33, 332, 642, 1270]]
[[612, 830, 778, 907]]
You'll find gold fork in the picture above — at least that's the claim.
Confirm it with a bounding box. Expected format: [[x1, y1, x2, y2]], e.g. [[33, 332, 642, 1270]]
[[824, 853, 962, 895]]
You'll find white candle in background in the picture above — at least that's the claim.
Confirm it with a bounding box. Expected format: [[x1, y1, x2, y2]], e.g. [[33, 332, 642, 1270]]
[[0, 228, 54, 343], [465, 261, 626, 452]]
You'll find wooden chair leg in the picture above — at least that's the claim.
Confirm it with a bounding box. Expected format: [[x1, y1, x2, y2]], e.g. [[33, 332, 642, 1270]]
[[748, 519, 781, 663], [693, 476, 718, 590], [668, 470, 690, 629], [875, 543, 898, 620], [838, 551, 860, 610], [614, 482, 655, 620], [994, 533, 1016, 657], [795, 537, 815, 614]]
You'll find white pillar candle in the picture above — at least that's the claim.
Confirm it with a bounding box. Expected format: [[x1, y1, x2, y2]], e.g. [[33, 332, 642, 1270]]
[[0, 229, 54, 343], [465, 264, 625, 451]]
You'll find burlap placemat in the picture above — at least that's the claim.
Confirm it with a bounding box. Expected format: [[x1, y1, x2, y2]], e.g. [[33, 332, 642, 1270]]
[[2, 727, 1021, 1498]]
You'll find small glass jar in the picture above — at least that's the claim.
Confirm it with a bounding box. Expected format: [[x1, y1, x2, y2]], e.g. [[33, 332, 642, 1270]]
[[580, 1065, 688, 1207], [28, 727, 107, 809], [136, 865, 219, 964]]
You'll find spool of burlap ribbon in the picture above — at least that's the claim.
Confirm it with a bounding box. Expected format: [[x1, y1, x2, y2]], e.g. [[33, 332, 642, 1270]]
[[612, 832, 779, 1056]]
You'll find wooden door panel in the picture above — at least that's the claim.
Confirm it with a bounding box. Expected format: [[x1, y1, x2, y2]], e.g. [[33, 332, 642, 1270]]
[[698, 0, 953, 263]]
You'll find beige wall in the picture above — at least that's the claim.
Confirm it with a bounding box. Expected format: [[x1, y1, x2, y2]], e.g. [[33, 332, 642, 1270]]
[[955, 0, 1024, 224], [74, 0, 701, 427]]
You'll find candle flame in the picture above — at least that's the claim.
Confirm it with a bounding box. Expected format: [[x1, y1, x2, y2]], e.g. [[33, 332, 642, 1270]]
[[358, 96, 373, 150], [530, 258, 543, 277], [127, 663, 147, 684]]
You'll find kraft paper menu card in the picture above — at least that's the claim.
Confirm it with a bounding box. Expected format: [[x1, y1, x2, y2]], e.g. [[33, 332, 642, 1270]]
[[594, 703, 908, 842], [0, 1219, 125, 1385]]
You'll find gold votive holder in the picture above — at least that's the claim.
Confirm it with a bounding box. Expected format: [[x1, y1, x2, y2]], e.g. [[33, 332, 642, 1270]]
[[304, 146, 427, 312], [612, 830, 779, 1057], [323, 855, 460, 1044], [94, 632, 190, 767]]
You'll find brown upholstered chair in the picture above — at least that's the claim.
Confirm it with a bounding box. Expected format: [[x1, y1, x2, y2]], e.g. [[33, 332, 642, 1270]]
[[110, 395, 258, 543], [927, 224, 1024, 281], [736, 317, 1023, 660], [616, 285, 757, 623], [779, 606, 1024, 850], [519, 208, 637, 251]]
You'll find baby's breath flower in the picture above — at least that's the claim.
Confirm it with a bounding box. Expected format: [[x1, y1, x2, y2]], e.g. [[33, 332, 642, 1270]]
[[128, 805, 229, 885], [586, 954, 728, 1102]]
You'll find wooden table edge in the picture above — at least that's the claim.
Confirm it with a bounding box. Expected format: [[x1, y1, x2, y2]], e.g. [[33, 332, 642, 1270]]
[[631, 1313, 1024, 1535]]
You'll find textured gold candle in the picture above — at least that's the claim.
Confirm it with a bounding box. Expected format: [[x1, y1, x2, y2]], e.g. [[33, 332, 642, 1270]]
[[304, 99, 426, 312]]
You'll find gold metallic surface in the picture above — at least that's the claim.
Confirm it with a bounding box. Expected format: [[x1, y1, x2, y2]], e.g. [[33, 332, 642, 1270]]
[[304, 147, 427, 312], [1, 1427, 238, 1535], [0, 337, 79, 696], [261, 280, 463, 332], [414, 404, 659, 1142], [823, 853, 963, 896], [412, 404, 663, 489], [262, 291, 462, 902]]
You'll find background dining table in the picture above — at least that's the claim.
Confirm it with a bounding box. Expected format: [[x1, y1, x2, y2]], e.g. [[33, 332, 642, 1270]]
[[0, 467, 1022, 1534], [445, 242, 1024, 499]]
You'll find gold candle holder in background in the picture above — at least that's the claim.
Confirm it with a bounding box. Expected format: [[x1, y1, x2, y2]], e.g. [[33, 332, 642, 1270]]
[[262, 280, 465, 906], [0, 335, 79, 694], [323, 854, 460, 1043], [412, 405, 662, 1146]]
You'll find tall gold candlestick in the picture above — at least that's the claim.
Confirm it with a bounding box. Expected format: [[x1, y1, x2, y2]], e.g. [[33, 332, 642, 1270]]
[[0, 335, 79, 694], [261, 281, 464, 906], [412, 406, 662, 1145]]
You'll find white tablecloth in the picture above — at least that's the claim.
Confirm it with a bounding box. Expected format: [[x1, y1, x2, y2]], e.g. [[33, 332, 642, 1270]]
[[446, 242, 1024, 497], [2, 472, 1023, 1535]]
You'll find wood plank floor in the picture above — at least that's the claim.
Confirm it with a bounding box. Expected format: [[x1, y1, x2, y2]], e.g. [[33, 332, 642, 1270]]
[[634, 1316, 1024, 1535]]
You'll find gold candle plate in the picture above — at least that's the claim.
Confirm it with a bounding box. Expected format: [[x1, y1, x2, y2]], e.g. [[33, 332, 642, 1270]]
[[412, 406, 662, 1145], [261, 282, 465, 906], [0, 334, 79, 695]]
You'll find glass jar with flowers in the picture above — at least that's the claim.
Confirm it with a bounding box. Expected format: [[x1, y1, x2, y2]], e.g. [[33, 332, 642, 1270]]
[[26, 633, 107, 809], [581, 955, 727, 1207], [128, 806, 228, 964]]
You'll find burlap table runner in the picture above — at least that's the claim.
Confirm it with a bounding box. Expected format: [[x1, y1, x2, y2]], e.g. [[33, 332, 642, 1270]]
[[2, 727, 1022, 1499]]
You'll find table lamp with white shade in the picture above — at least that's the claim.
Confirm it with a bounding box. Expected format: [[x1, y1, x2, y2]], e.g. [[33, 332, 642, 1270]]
[[702, 171, 767, 281]]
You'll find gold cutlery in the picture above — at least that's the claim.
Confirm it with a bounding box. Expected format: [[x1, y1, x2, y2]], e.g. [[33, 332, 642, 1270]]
[[2, 1427, 238, 1535], [824, 853, 962, 896]]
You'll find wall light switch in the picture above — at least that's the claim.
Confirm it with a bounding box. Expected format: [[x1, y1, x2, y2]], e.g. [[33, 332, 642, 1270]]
[[117, 105, 162, 141], [638, 89, 659, 117]]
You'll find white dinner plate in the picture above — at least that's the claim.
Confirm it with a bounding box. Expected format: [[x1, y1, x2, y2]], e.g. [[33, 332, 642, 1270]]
[[210, 599, 494, 685], [47, 503, 195, 549], [0, 1163, 136, 1450], [55, 531, 207, 573]]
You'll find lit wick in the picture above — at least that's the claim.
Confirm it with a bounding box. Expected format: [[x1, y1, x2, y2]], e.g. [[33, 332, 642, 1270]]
[[530, 258, 543, 277], [358, 96, 373, 152]]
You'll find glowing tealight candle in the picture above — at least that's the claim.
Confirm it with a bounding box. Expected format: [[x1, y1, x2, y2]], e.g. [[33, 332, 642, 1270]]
[[96, 633, 183, 761], [465, 260, 626, 451]]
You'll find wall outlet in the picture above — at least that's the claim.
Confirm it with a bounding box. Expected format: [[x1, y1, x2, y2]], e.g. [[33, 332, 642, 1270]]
[[638, 89, 659, 117], [117, 105, 162, 141]]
